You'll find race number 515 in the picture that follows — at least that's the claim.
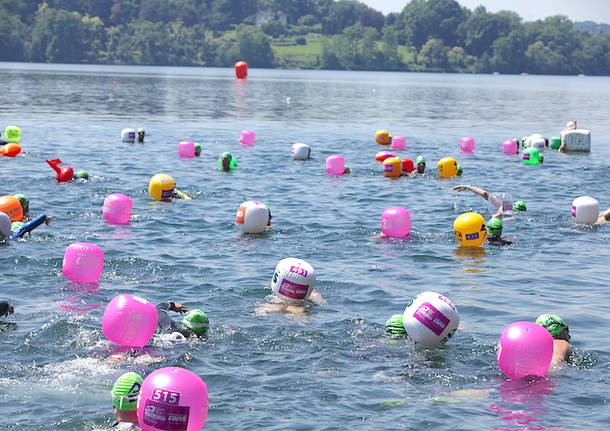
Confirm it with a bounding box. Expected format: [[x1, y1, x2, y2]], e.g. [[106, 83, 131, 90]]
[[151, 388, 181, 404]]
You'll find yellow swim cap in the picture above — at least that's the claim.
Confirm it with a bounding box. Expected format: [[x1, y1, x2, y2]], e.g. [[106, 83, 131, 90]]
[[148, 173, 175, 201], [453, 212, 487, 246]]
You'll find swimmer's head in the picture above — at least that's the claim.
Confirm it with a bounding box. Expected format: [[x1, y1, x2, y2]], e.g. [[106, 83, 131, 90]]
[[182, 309, 209, 336], [74, 170, 89, 180], [415, 156, 426, 173], [0, 300, 14, 317], [513, 200, 527, 212], [194, 142, 201, 156], [111, 372, 143, 411], [486, 217, 502, 237], [0, 212, 11, 242], [536, 314, 570, 340], [13, 194, 29, 215], [385, 314, 406, 335], [137, 128, 145, 141], [456, 165, 463, 176], [220, 152, 233, 172]]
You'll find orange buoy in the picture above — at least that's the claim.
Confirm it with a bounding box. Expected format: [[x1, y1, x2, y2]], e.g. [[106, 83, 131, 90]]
[[234, 61, 248, 79], [0, 143, 21, 157], [0, 195, 24, 221]]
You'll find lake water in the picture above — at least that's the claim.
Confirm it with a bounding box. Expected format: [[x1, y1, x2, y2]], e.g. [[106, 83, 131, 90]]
[[1, 63, 609, 431]]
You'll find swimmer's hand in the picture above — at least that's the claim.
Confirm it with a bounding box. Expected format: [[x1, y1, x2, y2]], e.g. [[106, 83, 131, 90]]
[[452, 185, 470, 192], [169, 301, 188, 313], [44, 216, 53, 225]]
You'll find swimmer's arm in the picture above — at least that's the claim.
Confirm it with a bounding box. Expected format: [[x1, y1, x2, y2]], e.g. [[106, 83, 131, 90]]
[[452, 185, 489, 200], [595, 208, 610, 225], [11, 214, 47, 240], [551, 339, 570, 364], [169, 301, 188, 313], [309, 289, 327, 306]]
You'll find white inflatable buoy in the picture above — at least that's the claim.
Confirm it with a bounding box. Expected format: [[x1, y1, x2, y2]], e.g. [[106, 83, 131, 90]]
[[271, 257, 316, 302], [121, 128, 136, 143], [561, 129, 591, 152], [525, 133, 546, 151], [291, 143, 311, 160], [403, 292, 459, 348], [235, 200, 270, 233], [571, 196, 599, 224]]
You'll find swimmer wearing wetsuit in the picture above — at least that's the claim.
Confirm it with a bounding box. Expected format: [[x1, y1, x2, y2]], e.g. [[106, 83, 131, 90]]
[[155, 302, 208, 338], [453, 184, 526, 218], [0, 301, 14, 318], [486, 217, 513, 246]]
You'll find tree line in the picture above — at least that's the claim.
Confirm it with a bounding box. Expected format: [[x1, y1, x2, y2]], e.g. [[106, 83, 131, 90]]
[[1, 0, 609, 75]]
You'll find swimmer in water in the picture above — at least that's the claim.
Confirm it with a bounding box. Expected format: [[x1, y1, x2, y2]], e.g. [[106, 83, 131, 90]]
[[594, 208, 610, 225], [155, 302, 209, 338], [452, 184, 526, 218], [1, 211, 50, 242], [486, 217, 514, 246], [218, 152, 237, 172], [108, 372, 143, 430], [536, 314, 570, 364], [1, 300, 14, 318], [255, 258, 325, 316], [414, 156, 426, 174], [136, 128, 145, 143]]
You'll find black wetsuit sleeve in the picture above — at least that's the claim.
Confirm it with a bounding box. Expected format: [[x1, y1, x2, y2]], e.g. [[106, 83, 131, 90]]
[[0, 301, 10, 316]]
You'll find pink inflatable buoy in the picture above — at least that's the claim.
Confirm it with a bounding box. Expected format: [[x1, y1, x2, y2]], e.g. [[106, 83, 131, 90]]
[[501, 139, 518, 154], [460, 137, 476, 152], [391, 136, 406, 150], [102, 294, 158, 347], [240, 130, 255, 146], [178, 140, 195, 158], [326, 155, 346, 175], [138, 367, 208, 431], [497, 321, 553, 379], [62, 242, 104, 283], [103, 193, 133, 225], [381, 207, 411, 237]]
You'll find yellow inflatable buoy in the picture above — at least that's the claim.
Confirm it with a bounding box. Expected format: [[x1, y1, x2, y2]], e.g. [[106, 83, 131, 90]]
[[375, 130, 391, 145], [438, 157, 458, 178], [453, 212, 487, 246], [148, 174, 175, 201], [382, 157, 402, 178]]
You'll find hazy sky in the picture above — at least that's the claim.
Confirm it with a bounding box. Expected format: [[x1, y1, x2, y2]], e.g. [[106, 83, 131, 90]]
[[360, 0, 610, 23]]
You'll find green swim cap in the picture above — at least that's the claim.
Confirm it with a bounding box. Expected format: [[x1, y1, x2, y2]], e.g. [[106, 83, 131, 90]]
[[513, 200, 527, 211], [535, 314, 567, 337], [137, 128, 144, 133], [14, 194, 29, 213], [385, 314, 406, 335], [217, 152, 237, 171], [74, 170, 89, 179], [10, 221, 25, 232], [456, 165, 463, 176], [183, 309, 209, 335], [416, 156, 426, 164], [487, 217, 502, 236], [194, 142, 201, 155], [111, 372, 143, 411]]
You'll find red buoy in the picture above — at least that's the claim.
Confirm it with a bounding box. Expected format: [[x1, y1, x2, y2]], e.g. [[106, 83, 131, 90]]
[[401, 158, 414, 174], [46, 158, 74, 182], [234, 61, 248, 79]]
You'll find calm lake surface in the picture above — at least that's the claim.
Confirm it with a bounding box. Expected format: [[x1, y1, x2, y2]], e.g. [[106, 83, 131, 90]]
[[1, 63, 609, 430]]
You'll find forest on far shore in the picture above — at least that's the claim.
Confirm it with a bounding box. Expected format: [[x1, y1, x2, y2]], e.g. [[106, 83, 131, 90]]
[[1, 0, 610, 75]]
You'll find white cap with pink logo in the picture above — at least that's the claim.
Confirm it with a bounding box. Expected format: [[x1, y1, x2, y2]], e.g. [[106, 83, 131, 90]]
[[271, 258, 316, 302]]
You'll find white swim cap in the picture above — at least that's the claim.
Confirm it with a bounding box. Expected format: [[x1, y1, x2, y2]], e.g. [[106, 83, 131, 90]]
[[0, 212, 11, 240], [271, 258, 316, 302], [402, 292, 459, 348]]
